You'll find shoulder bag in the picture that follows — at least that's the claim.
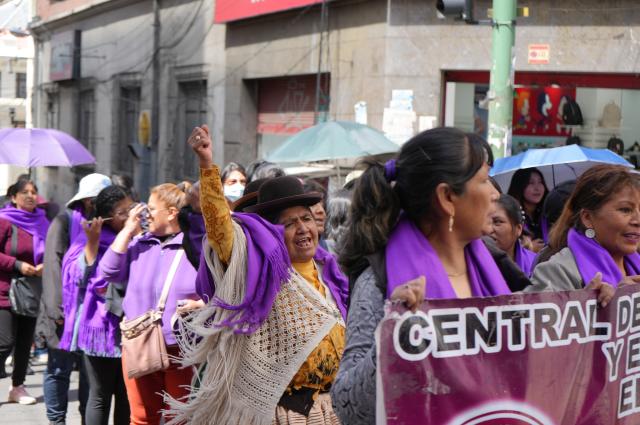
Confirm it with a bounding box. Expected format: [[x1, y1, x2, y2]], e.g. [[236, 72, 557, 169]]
[[120, 249, 184, 379], [9, 225, 42, 318]]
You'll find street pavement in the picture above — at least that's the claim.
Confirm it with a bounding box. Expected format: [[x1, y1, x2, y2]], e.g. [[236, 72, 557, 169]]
[[0, 360, 83, 425]]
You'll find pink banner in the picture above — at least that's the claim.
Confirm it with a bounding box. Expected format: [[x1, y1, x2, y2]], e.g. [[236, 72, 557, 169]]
[[377, 284, 640, 425], [215, 0, 324, 23]]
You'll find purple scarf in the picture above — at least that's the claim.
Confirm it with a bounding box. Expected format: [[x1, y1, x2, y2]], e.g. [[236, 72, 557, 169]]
[[68, 205, 86, 245], [568, 228, 640, 287], [541, 216, 550, 243], [197, 212, 349, 334], [514, 240, 536, 277], [312, 245, 349, 320], [76, 227, 121, 357], [0, 206, 50, 264], [385, 215, 512, 299], [59, 226, 116, 352]]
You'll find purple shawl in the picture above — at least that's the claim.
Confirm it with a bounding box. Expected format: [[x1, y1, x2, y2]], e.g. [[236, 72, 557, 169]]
[[0, 206, 50, 264], [76, 227, 121, 357], [385, 215, 512, 299], [196, 212, 349, 334], [59, 226, 116, 352], [68, 205, 86, 245], [514, 240, 536, 277], [568, 228, 640, 287]]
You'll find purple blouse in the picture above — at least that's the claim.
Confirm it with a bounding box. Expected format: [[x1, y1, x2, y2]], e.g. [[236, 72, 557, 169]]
[[98, 232, 199, 345]]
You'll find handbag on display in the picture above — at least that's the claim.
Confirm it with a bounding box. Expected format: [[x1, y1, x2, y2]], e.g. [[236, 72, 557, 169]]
[[8, 225, 42, 318], [119, 249, 183, 379]]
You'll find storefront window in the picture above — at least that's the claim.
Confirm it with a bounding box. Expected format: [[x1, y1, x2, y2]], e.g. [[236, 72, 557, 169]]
[[443, 71, 640, 163]]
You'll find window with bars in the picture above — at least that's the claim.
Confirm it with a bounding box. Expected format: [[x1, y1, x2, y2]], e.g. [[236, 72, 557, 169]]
[[176, 80, 207, 181], [46, 92, 59, 129], [15, 73, 26, 98], [117, 86, 140, 175], [78, 89, 95, 151]]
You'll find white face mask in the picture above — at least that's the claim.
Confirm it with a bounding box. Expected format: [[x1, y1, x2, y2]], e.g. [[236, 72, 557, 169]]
[[224, 183, 245, 202]]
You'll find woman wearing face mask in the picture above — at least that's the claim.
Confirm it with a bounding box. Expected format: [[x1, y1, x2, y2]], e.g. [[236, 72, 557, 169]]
[[0, 178, 50, 404], [99, 183, 201, 425], [221, 162, 247, 204], [489, 194, 536, 277], [60, 185, 133, 425], [507, 168, 549, 252]]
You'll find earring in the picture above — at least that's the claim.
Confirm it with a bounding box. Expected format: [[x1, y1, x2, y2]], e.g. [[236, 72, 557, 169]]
[[448, 215, 454, 233], [585, 228, 596, 239]]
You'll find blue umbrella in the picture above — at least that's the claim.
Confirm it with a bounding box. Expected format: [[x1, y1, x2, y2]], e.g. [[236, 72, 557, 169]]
[[265, 121, 399, 163], [490, 145, 634, 191]]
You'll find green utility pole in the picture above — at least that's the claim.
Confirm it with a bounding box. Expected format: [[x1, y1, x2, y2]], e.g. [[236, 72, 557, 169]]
[[487, 0, 517, 160]]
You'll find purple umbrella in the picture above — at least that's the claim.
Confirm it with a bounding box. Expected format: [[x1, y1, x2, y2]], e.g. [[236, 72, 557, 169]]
[[0, 128, 95, 167]]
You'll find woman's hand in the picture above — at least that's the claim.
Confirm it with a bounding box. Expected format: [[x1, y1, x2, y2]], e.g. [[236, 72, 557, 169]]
[[19, 262, 37, 276], [123, 204, 145, 237], [390, 276, 426, 312], [585, 272, 615, 308], [187, 125, 213, 169], [176, 299, 205, 315], [34, 264, 43, 277], [618, 275, 640, 287], [83, 218, 103, 266], [83, 218, 103, 245]]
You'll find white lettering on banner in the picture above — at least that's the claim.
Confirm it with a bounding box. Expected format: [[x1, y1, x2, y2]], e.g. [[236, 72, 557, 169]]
[[392, 299, 610, 361], [391, 293, 640, 419]]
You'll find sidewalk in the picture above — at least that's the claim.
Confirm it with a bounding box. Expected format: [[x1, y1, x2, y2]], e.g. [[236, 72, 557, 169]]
[[0, 361, 83, 425]]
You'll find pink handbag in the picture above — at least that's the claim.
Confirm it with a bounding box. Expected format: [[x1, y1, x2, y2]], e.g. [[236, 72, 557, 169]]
[[120, 250, 183, 379]]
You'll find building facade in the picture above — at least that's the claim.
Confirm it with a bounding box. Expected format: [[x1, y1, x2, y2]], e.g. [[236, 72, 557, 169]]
[[29, 0, 640, 203], [0, 0, 34, 195], [30, 0, 225, 204]]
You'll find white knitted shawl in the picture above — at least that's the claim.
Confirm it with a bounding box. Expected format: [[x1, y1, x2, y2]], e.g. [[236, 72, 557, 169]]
[[166, 221, 342, 425]]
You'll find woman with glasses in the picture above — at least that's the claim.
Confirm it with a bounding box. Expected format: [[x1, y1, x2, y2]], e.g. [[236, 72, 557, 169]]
[[60, 185, 133, 425], [99, 182, 202, 425]]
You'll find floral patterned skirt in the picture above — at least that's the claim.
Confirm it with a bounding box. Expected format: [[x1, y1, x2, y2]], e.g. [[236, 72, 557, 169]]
[[272, 393, 341, 425]]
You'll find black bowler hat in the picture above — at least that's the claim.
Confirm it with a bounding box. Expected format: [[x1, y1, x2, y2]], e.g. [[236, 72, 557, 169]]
[[244, 176, 322, 215], [233, 178, 269, 212]]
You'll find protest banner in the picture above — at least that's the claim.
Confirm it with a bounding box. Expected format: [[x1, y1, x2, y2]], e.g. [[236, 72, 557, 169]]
[[376, 284, 640, 425]]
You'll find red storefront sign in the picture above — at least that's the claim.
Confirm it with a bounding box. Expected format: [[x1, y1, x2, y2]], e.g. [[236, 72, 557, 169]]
[[215, 0, 324, 23]]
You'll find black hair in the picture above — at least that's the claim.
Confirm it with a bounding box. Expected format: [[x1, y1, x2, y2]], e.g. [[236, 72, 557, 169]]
[[495, 194, 524, 227], [507, 168, 549, 222], [95, 185, 130, 219], [220, 162, 247, 184], [303, 179, 327, 209], [466, 133, 494, 167], [7, 178, 37, 199], [340, 127, 486, 281], [542, 180, 576, 227]]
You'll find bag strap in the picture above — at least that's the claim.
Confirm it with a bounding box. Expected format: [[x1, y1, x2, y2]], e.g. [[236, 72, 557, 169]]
[[156, 249, 184, 313], [10, 224, 18, 257]]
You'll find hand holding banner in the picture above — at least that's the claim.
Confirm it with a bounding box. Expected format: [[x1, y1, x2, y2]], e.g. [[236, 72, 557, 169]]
[[376, 284, 640, 425]]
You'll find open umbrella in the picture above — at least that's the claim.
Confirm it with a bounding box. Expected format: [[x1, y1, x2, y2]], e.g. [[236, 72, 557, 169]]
[[265, 121, 399, 163], [0, 127, 95, 167], [490, 144, 634, 191]]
